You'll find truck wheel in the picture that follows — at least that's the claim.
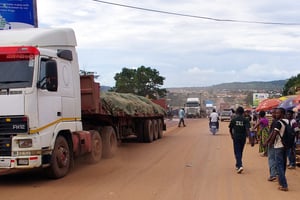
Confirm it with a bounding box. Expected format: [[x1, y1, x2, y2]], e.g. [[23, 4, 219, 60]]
[[86, 130, 102, 164], [144, 120, 154, 143], [46, 136, 71, 179], [153, 120, 158, 140], [158, 119, 163, 139], [101, 127, 117, 158]]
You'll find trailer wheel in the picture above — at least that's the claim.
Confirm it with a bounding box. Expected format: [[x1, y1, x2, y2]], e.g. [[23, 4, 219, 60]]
[[46, 136, 71, 179], [101, 127, 117, 158], [86, 130, 102, 164], [158, 119, 163, 139], [144, 119, 154, 143], [153, 120, 158, 140]]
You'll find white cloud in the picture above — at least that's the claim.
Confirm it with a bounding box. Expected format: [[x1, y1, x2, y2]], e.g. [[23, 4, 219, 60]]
[[35, 0, 300, 87]]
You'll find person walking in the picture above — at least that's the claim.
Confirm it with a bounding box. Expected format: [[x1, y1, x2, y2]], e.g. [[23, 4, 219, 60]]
[[178, 108, 186, 127], [244, 110, 253, 145], [254, 111, 269, 156], [286, 110, 298, 169], [264, 108, 278, 182], [250, 114, 258, 145], [229, 106, 250, 174], [273, 108, 289, 191]]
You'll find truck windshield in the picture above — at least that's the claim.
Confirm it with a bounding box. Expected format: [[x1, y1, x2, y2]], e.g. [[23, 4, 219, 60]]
[[221, 111, 231, 116], [186, 102, 199, 107], [0, 47, 37, 89]]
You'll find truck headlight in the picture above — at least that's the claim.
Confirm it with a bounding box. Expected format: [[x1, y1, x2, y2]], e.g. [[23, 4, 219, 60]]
[[18, 139, 32, 148]]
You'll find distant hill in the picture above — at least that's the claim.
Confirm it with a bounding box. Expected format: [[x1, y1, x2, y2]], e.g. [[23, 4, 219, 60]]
[[167, 80, 287, 94], [100, 86, 112, 92], [102, 80, 286, 93], [210, 80, 287, 91]]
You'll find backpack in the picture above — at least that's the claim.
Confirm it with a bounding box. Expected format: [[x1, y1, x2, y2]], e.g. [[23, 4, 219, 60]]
[[279, 119, 295, 149]]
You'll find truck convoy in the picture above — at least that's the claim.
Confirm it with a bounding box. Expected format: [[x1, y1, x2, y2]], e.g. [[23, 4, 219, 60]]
[[185, 97, 201, 118], [0, 28, 165, 178]]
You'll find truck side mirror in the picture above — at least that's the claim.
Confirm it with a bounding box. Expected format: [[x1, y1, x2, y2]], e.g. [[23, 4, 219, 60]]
[[45, 60, 58, 92]]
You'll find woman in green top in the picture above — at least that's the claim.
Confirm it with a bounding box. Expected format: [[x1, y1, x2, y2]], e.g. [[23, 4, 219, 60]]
[[254, 111, 269, 156]]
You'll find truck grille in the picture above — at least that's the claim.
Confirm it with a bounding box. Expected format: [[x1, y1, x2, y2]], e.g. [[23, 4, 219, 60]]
[[0, 116, 27, 156], [0, 135, 12, 156], [0, 116, 28, 134]]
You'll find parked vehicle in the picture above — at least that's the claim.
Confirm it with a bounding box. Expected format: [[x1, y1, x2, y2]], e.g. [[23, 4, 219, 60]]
[[220, 110, 232, 121], [0, 28, 165, 179]]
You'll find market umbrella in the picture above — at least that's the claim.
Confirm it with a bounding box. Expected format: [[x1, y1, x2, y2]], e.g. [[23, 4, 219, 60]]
[[256, 98, 282, 112], [293, 104, 300, 113], [293, 95, 300, 104], [278, 96, 289, 101], [278, 96, 298, 111]]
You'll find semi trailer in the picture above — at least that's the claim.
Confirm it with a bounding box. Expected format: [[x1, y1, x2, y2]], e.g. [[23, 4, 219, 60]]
[[0, 28, 165, 178]]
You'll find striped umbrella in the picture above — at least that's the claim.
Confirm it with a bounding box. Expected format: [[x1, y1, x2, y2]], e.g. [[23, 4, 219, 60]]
[[278, 96, 298, 111]]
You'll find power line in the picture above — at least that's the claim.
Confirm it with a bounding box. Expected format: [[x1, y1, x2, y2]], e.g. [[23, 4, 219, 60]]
[[92, 0, 300, 26]]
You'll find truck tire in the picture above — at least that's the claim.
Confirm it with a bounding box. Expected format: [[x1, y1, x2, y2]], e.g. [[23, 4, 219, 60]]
[[86, 130, 102, 164], [144, 119, 154, 143], [158, 119, 163, 139], [152, 120, 158, 140], [101, 127, 117, 158], [46, 136, 71, 179]]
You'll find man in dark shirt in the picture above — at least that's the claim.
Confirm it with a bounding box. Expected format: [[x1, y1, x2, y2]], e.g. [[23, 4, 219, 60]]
[[229, 106, 250, 174]]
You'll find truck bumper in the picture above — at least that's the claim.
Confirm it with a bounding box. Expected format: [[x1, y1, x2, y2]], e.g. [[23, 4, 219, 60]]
[[0, 155, 42, 169]]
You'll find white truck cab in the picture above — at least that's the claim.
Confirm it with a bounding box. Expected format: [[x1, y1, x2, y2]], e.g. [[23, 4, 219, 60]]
[[0, 28, 82, 176], [185, 97, 201, 118]]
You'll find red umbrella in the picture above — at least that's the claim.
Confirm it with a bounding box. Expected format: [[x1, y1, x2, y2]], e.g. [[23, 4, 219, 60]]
[[256, 98, 282, 112]]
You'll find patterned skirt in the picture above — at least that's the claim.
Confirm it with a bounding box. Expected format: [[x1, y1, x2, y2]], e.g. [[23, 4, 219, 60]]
[[258, 127, 269, 154]]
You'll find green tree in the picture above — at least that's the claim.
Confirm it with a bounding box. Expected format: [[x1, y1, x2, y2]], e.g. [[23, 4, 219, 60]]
[[245, 92, 253, 107], [111, 66, 167, 99], [113, 68, 136, 93], [283, 74, 300, 95]]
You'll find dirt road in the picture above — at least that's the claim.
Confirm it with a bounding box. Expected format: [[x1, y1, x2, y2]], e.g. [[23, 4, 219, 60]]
[[0, 119, 299, 200]]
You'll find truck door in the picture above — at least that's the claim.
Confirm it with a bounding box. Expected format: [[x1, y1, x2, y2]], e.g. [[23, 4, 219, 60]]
[[37, 58, 61, 134], [59, 60, 76, 119]]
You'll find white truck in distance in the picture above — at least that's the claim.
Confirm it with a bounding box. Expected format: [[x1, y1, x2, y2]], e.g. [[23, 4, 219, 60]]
[[185, 97, 201, 118], [0, 28, 165, 178]]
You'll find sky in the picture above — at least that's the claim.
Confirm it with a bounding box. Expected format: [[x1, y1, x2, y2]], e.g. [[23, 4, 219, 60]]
[[37, 0, 300, 88]]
